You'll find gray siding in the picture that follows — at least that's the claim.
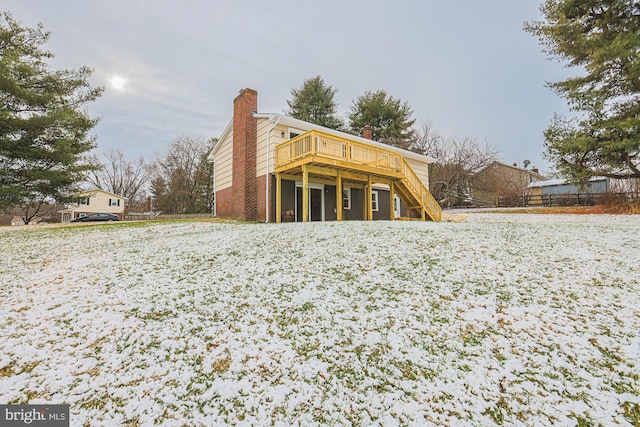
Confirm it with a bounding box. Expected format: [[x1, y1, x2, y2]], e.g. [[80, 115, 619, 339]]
[[345, 188, 364, 220], [324, 186, 337, 221], [373, 189, 391, 220]]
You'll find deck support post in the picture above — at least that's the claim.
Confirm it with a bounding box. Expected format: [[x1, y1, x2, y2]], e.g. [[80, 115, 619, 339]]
[[336, 170, 343, 221], [390, 181, 395, 221], [420, 187, 426, 220], [367, 175, 373, 221], [302, 164, 309, 222], [275, 172, 282, 223]]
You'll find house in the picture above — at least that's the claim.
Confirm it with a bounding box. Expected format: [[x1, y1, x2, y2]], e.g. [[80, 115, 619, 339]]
[[10, 217, 25, 226], [59, 189, 127, 222], [470, 161, 547, 206], [527, 177, 610, 206], [208, 88, 441, 222]]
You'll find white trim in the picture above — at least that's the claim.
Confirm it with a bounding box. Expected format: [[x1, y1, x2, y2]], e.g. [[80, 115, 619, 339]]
[[208, 120, 232, 160], [343, 187, 352, 210], [212, 160, 216, 217], [288, 127, 305, 139], [371, 190, 379, 212], [265, 115, 282, 222], [372, 183, 391, 191]]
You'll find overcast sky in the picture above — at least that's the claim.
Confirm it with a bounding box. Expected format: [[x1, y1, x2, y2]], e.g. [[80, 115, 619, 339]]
[[5, 1, 572, 173]]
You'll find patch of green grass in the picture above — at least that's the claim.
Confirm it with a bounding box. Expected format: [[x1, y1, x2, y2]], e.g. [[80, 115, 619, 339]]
[[621, 401, 640, 426], [484, 406, 504, 425], [569, 412, 595, 427]]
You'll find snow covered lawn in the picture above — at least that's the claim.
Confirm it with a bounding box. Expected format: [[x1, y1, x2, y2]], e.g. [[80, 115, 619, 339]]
[[1, 214, 639, 426]]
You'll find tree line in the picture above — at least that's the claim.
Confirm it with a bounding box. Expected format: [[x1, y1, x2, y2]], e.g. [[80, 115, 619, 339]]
[[86, 136, 216, 216], [286, 76, 500, 203]]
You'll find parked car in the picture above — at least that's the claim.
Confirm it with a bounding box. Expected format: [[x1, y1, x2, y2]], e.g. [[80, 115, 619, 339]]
[[71, 213, 120, 222]]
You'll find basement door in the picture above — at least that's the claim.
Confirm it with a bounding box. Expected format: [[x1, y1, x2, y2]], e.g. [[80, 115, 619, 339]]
[[295, 183, 325, 222]]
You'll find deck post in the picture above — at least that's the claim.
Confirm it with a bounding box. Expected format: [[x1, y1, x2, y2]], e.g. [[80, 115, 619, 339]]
[[336, 170, 343, 221], [302, 164, 309, 222], [367, 175, 373, 221], [390, 181, 395, 221], [275, 172, 282, 223], [420, 186, 426, 220]]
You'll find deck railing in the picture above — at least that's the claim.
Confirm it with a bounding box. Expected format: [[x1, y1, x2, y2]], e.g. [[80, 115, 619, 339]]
[[276, 130, 441, 221], [276, 130, 402, 173], [399, 158, 441, 221]]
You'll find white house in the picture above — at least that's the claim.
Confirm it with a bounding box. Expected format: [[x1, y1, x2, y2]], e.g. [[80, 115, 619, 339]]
[[59, 189, 127, 222]]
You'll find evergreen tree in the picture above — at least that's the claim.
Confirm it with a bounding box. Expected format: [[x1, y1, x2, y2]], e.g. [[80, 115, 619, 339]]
[[525, 0, 640, 180], [348, 90, 416, 150], [0, 12, 103, 213], [286, 76, 344, 130]]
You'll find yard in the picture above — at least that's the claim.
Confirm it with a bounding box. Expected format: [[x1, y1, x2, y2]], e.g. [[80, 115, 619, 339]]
[[0, 213, 639, 426]]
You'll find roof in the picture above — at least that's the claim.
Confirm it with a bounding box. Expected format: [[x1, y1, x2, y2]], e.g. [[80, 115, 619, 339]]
[[527, 176, 608, 189], [73, 189, 128, 199], [209, 113, 436, 163], [475, 161, 547, 180]]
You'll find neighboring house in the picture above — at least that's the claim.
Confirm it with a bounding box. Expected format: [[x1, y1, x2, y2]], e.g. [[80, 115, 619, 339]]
[[470, 161, 547, 206], [527, 177, 610, 206], [59, 189, 127, 222], [208, 88, 441, 222], [11, 217, 25, 226]]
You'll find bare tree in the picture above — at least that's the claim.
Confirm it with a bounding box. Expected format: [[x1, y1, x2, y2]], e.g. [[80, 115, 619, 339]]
[[413, 121, 499, 206], [12, 199, 62, 225], [85, 149, 154, 208], [152, 135, 214, 214]]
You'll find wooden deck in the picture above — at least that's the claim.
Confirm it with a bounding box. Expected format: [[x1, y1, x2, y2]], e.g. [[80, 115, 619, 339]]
[[274, 130, 442, 222]]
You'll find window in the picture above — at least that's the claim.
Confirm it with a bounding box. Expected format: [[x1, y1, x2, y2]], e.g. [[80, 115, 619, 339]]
[[343, 187, 351, 210], [371, 190, 379, 212], [79, 197, 90, 205], [288, 127, 304, 139], [109, 198, 120, 207]]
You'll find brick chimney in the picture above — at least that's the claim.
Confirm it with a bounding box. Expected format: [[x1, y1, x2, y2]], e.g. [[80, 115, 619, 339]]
[[232, 88, 258, 221], [363, 124, 373, 140]]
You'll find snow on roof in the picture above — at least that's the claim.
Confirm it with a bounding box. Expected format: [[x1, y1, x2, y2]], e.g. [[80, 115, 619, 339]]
[[527, 176, 607, 188], [475, 161, 541, 175], [73, 188, 128, 199]]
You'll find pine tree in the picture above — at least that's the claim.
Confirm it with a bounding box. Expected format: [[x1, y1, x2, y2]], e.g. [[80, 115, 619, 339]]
[[348, 90, 416, 150], [525, 0, 640, 180], [286, 76, 344, 130], [0, 12, 103, 216]]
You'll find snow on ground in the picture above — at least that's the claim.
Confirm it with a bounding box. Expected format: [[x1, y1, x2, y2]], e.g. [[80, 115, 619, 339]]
[[0, 214, 639, 426]]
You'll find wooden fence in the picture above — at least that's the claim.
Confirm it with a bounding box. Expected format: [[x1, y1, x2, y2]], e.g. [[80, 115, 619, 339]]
[[124, 213, 212, 221], [495, 192, 640, 208]]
